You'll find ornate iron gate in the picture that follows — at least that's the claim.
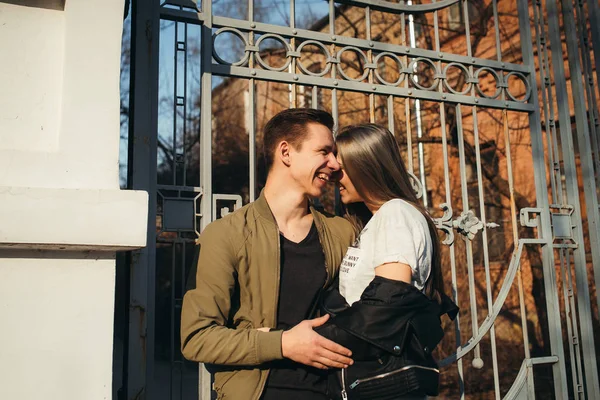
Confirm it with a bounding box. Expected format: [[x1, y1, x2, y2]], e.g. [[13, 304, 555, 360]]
[[126, 0, 600, 398]]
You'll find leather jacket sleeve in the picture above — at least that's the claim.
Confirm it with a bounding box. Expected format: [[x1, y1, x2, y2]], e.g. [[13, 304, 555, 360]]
[[315, 276, 457, 360]]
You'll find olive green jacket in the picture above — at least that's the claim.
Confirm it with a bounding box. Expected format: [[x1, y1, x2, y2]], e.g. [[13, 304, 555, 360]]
[[180, 193, 355, 400]]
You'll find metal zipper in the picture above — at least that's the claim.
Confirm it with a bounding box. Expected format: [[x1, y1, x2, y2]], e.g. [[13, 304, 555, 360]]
[[341, 368, 348, 400], [256, 223, 281, 400], [348, 364, 439, 390]]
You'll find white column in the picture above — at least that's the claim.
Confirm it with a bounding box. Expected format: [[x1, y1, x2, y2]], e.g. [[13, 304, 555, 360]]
[[0, 1, 147, 399]]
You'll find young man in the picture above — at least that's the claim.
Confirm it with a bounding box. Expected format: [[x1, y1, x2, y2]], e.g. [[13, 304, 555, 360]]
[[181, 108, 355, 400]]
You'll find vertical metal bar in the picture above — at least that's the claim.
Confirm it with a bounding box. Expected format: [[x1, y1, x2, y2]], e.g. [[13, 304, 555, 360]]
[[387, 95, 394, 133], [183, 23, 189, 187], [472, 107, 501, 399], [560, 249, 584, 399], [587, 0, 600, 98], [455, 105, 482, 366], [456, 0, 501, 394], [179, 241, 187, 398], [502, 109, 531, 359], [532, 0, 577, 395], [573, 0, 600, 329], [400, 7, 413, 173], [248, 0, 256, 202], [462, 0, 472, 57], [431, 7, 463, 394], [329, 0, 338, 126], [492, 0, 501, 62], [407, 1, 426, 204], [366, 6, 375, 123], [128, 0, 160, 398], [553, 0, 600, 395], [173, 22, 179, 186], [532, 0, 559, 204], [575, 0, 600, 187], [329, 1, 339, 214], [502, 106, 534, 398], [439, 101, 464, 400], [494, 3, 527, 394], [517, 2, 569, 397], [200, 0, 214, 398], [459, 6, 489, 382], [289, 0, 297, 108], [587, 0, 600, 176], [249, 81, 256, 202], [170, 244, 176, 399]]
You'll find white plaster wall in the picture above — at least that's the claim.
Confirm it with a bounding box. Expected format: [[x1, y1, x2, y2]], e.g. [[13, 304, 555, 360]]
[[0, 255, 115, 400], [0, 4, 63, 152], [0, 1, 146, 400], [0, 0, 125, 189]]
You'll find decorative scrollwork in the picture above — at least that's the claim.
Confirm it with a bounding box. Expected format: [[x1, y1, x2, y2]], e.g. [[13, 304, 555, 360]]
[[504, 71, 532, 102], [336, 46, 370, 82], [452, 210, 484, 241], [407, 172, 423, 200], [435, 203, 455, 245], [408, 57, 440, 91], [212, 28, 250, 66], [442, 62, 472, 95], [254, 34, 292, 72], [373, 52, 405, 86], [296, 40, 332, 77], [208, 19, 531, 107], [475, 67, 502, 99], [434, 205, 498, 245]]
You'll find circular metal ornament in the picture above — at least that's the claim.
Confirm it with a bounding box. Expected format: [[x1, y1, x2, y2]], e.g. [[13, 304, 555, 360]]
[[212, 28, 250, 67], [408, 57, 440, 91], [254, 34, 292, 72], [442, 62, 472, 95], [373, 52, 405, 86], [296, 40, 332, 77], [504, 71, 531, 103], [336, 46, 370, 82], [474, 67, 502, 99]]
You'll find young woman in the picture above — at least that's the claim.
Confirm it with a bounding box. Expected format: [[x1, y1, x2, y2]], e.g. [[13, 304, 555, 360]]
[[315, 124, 457, 400]]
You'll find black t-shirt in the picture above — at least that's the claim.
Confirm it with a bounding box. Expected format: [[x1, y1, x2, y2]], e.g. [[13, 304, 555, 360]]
[[261, 223, 329, 400]]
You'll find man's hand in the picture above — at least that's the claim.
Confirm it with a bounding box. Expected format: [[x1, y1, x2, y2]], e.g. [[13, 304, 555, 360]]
[[281, 314, 353, 370]]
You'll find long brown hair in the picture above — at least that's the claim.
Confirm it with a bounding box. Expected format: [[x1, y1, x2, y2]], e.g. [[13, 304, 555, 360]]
[[336, 124, 444, 303]]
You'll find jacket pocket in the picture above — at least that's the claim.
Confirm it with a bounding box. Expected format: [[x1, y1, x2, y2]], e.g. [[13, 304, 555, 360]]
[[213, 369, 238, 398], [348, 364, 438, 399]]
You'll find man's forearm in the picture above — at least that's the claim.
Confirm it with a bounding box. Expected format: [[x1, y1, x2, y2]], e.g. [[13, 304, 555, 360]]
[[181, 324, 284, 365]]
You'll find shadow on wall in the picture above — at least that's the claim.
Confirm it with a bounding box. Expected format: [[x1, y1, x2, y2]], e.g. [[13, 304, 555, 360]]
[[1, 0, 65, 10]]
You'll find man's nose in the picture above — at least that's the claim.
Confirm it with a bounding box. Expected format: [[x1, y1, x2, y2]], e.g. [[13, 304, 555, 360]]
[[327, 153, 340, 171]]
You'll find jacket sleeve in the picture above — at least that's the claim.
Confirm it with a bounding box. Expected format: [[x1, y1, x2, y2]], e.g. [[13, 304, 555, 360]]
[[180, 222, 283, 366], [314, 277, 425, 359], [313, 280, 381, 358]]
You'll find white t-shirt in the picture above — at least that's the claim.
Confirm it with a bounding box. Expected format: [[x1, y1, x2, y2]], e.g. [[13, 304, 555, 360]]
[[339, 198, 433, 305]]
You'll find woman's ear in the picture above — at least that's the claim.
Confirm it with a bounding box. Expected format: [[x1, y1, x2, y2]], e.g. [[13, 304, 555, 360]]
[[278, 140, 292, 167]]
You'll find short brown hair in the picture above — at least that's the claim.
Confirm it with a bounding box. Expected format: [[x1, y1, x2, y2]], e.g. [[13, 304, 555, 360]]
[[263, 108, 334, 170]]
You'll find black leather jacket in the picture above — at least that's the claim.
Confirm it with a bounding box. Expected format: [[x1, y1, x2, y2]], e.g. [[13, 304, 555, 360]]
[[315, 276, 458, 400]]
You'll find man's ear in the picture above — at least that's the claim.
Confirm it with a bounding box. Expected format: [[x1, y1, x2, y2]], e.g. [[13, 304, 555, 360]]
[[277, 140, 292, 167]]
